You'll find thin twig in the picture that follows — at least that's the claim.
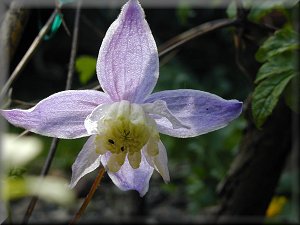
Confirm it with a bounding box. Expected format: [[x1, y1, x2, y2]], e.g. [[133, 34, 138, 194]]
[[159, 50, 179, 67], [92, 85, 101, 90], [22, 2, 82, 223], [57, 9, 71, 37], [81, 14, 105, 38], [11, 99, 36, 107], [22, 138, 60, 224], [78, 81, 101, 91], [69, 167, 106, 225], [158, 18, 238, 57], [66, 0, 82, 90], [234, 0, 255, 82], [0, 0, 30, 61], [0, 9, 58, 102], [16, 130, 30, 139]]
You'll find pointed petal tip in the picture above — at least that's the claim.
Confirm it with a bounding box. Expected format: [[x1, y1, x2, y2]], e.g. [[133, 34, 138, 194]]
[[160, 169, 170, 183], [1, 109, 36, 130], [69, 136, 101, 189], [145, 90, 244, 138], [122, 0, 144, 19], [229, 100, 243, 116], [126, 0, 142, 10], [139, 189, 148, 197], [97, 0, 158, 103], [1, 109, 10, 120], [164, 177, 170, 183], [102, 153, 153, 197], [68, 182, 75, 189]]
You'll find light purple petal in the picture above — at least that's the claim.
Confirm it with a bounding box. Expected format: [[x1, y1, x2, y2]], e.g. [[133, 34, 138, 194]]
[[69, 135, 101, 188], [143, 100, 190, 129], [97, 0, 159, 103], [144, 89, 243, 138], [1, 90, 112, 139], [143, 140, 170, 182], [153, 141, 170, 182], [84, 103, 111, 135], [101, 152, 154, 197]]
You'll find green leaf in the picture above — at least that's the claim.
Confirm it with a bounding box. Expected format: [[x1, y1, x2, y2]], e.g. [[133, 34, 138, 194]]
[[284, 77, 300, 113], [176, 5, 191, 26], [252, 26, 299, 128], [255, 51, 295, 84], [75, 55, 97, 85], [226, 1, 237, 18], [252, 70, 295, 128], [255, 26, 299, 62]]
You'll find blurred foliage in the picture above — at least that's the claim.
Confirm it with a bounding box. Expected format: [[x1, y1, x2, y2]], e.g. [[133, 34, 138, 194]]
[[266, 196, 287, 218], [1, 133, 75, 222], [160, 117, 246, 212], [225, 1, 237, 18], [284, 80, 299, 113], [176, 4, 196, 26], [264, 170, 299, 223], [3, 176, 75, 206], [227, 0, 299, 21], [247, 0, 299, 22], [75, 55, 97, 85]]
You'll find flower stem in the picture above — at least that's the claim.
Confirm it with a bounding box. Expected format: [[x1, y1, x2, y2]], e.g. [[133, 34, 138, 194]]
[[69, 166, 106, 225]]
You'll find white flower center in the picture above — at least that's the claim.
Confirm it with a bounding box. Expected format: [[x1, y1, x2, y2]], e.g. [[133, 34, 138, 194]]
[[85, 99, 188, 174], [93, 100, 159, 172]]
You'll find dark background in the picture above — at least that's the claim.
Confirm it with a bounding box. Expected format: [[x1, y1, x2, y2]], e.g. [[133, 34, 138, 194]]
[[4, 3, 297, 224]]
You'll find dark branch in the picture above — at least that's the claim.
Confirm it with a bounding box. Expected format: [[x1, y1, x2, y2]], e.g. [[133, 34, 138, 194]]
[[158, 18, 239, 57], [0, 0, 30, 61], [214, 99, 292, 223], [22, 2, 82, 223], [0, 8, 58, 102], [66, 0, 82, 90], [22, 138, 60, 224]]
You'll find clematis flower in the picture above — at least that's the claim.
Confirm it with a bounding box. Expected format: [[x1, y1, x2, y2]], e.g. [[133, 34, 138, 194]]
[[1, 0, 242, 196]]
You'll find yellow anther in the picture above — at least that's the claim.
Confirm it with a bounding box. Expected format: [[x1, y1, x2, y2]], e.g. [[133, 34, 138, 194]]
[[107, 152, 126, 172], [95, 100, 159, 171]]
